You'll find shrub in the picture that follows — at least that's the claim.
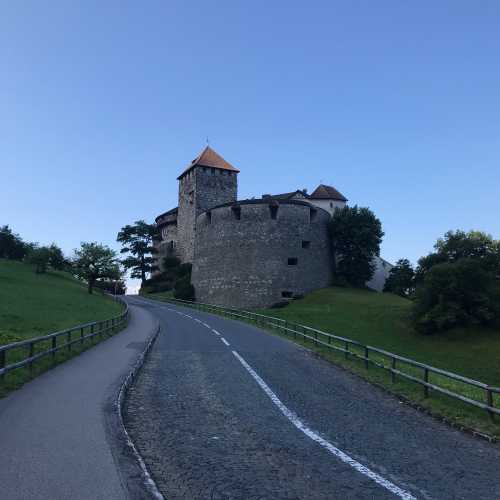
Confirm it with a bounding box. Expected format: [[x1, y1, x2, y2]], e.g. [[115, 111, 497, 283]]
[[173, 275, 195, 300], [163, 256, 181, 269], [413, 258, 498, 334]]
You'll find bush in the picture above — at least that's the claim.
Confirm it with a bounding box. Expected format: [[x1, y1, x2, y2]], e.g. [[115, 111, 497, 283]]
[[163, 256, 181, 269], [94, 279, 126, 295], [173, 275, 195, 300], [413, 258, 498, 334]]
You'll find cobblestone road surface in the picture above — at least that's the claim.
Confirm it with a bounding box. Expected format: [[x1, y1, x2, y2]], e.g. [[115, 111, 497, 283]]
[[124, 296, 500, 500]]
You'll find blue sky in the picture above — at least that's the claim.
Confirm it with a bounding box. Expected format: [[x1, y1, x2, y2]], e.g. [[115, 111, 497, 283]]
[[1, 2, 499, 291]]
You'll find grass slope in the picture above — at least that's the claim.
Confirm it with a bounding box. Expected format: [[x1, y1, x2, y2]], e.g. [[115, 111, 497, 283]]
[[0, 259, 122, 345], [254, 287, 500, 437], [257, 287, 500, 385]]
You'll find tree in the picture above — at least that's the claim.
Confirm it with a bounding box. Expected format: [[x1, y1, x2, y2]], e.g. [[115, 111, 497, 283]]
[[415, 230, 500, 282], [72, 242, 121, 294], [328, 206, 384, 287], [0, 225, 27, 260], [27, 246, 51, 274], [383, 259, 415, 297], [117, 220, 159, 285], [48, 243, 66, 270], [413, 258, 498, 334]]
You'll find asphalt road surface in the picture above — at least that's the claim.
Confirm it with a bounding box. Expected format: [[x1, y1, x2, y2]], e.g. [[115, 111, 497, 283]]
[[125, 296, 500, 500], [0, 303, 158, 500]]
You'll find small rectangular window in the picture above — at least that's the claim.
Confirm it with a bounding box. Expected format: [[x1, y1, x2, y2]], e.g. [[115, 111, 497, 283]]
[[281, 291, 293, 298], [288, 257, 298, 266], [310, 208, 317, 222], [270, 205, 278, 220], [232, 206, 241, 220], [206, 211, 212, 224], [302, 240, 311, 249]]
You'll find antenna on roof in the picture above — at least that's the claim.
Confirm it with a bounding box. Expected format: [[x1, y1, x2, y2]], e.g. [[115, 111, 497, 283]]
[[206, 137, 210, 146]]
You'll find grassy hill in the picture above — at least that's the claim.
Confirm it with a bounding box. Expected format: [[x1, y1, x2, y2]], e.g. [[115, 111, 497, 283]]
[[0, 259, 123, 346], [256, 287, 500, 386]]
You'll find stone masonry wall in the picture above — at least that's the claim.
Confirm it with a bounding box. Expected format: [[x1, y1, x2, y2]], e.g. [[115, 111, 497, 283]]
[[176, 167, 237, 263], [192, 201, 332, 308]]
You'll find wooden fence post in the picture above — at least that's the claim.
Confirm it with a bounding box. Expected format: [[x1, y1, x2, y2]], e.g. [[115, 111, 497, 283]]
[[487, 389, 495, 422], [423, 368, 429, 398], [0, 350, 5, 381], [391, 357, 396, 383], [29, 342, 34, 377]]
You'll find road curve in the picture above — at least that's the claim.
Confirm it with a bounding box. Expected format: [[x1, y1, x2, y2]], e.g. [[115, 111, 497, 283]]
[[0, 303, 158, 500], [125, 296, 500, 500]]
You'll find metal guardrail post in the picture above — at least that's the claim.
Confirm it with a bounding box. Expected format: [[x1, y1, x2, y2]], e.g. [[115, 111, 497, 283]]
[[364, 346, 369, 369], [67, 331, 71, 352], [80, 327, 84, 346], [344, 341, 349, 359], [391, 357, 396, 383], [423, 368, 429, 398]]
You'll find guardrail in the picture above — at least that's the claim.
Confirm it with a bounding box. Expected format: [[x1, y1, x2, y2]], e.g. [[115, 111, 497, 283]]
[[0, 299, 129, 381], [163, 297, 499, 421]]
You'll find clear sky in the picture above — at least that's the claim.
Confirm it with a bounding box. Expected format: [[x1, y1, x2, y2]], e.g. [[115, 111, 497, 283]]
[[1, 2, 499, 292]]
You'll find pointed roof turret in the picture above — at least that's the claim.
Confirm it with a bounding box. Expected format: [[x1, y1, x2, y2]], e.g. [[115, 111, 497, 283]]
[[177, 146, 240, 179], [309, 184, 347, 202]]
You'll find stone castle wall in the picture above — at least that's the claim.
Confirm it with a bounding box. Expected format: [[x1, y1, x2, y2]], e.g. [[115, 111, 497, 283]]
[[191, 201, 333, 308], [176, 166, 237, 263]]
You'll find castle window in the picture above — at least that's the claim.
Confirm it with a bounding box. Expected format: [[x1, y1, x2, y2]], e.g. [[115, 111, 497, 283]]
[[203, 167, 207, 172], [232, 206, 241, 220], [206, 211, 212, 224], [211, 168, 215, 175], [189, 190, 194, 204], [330, 202, 333, 208], [288, 257, 298, 266], [281, 291, 293, 298], [269, 205, 279, 220], [302, 240, 311, 249], [310, 208, 317, 222]]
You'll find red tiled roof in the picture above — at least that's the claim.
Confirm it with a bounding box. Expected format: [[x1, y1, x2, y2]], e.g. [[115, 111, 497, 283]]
[[177, 146, 240, 179], [309, 184, 347, 202]]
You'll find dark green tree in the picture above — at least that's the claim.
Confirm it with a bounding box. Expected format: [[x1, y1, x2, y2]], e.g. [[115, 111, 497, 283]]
[[72, 242, 121, 294], [0, 225, 27, 260], [328, 206, 384, 287], [415, 230, 500, 282], [27, 246, 51, 273], [383, 259, 415, 297], [413, 258, 498, 334], [48, 243, 66, 270], [117, 220, 159, 286]]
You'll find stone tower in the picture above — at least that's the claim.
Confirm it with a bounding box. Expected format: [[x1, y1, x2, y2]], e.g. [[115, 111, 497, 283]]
[[176, 146, 239, 262]]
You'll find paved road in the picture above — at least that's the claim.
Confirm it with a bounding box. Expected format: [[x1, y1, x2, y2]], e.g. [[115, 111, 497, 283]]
[[0, 303, 158, 500], [125, 296, 500, 500]]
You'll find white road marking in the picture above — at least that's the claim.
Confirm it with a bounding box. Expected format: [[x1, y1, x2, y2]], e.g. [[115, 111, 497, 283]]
[[194, 318, 202, 323], [220, 337, 230, 346], [202, 322, 211, 328], [231, 350, 417, 500], [212, 329, 221, 336]]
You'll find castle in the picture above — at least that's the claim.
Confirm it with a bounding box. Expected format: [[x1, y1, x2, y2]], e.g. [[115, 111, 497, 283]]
[[154, 146, 391, 308]]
